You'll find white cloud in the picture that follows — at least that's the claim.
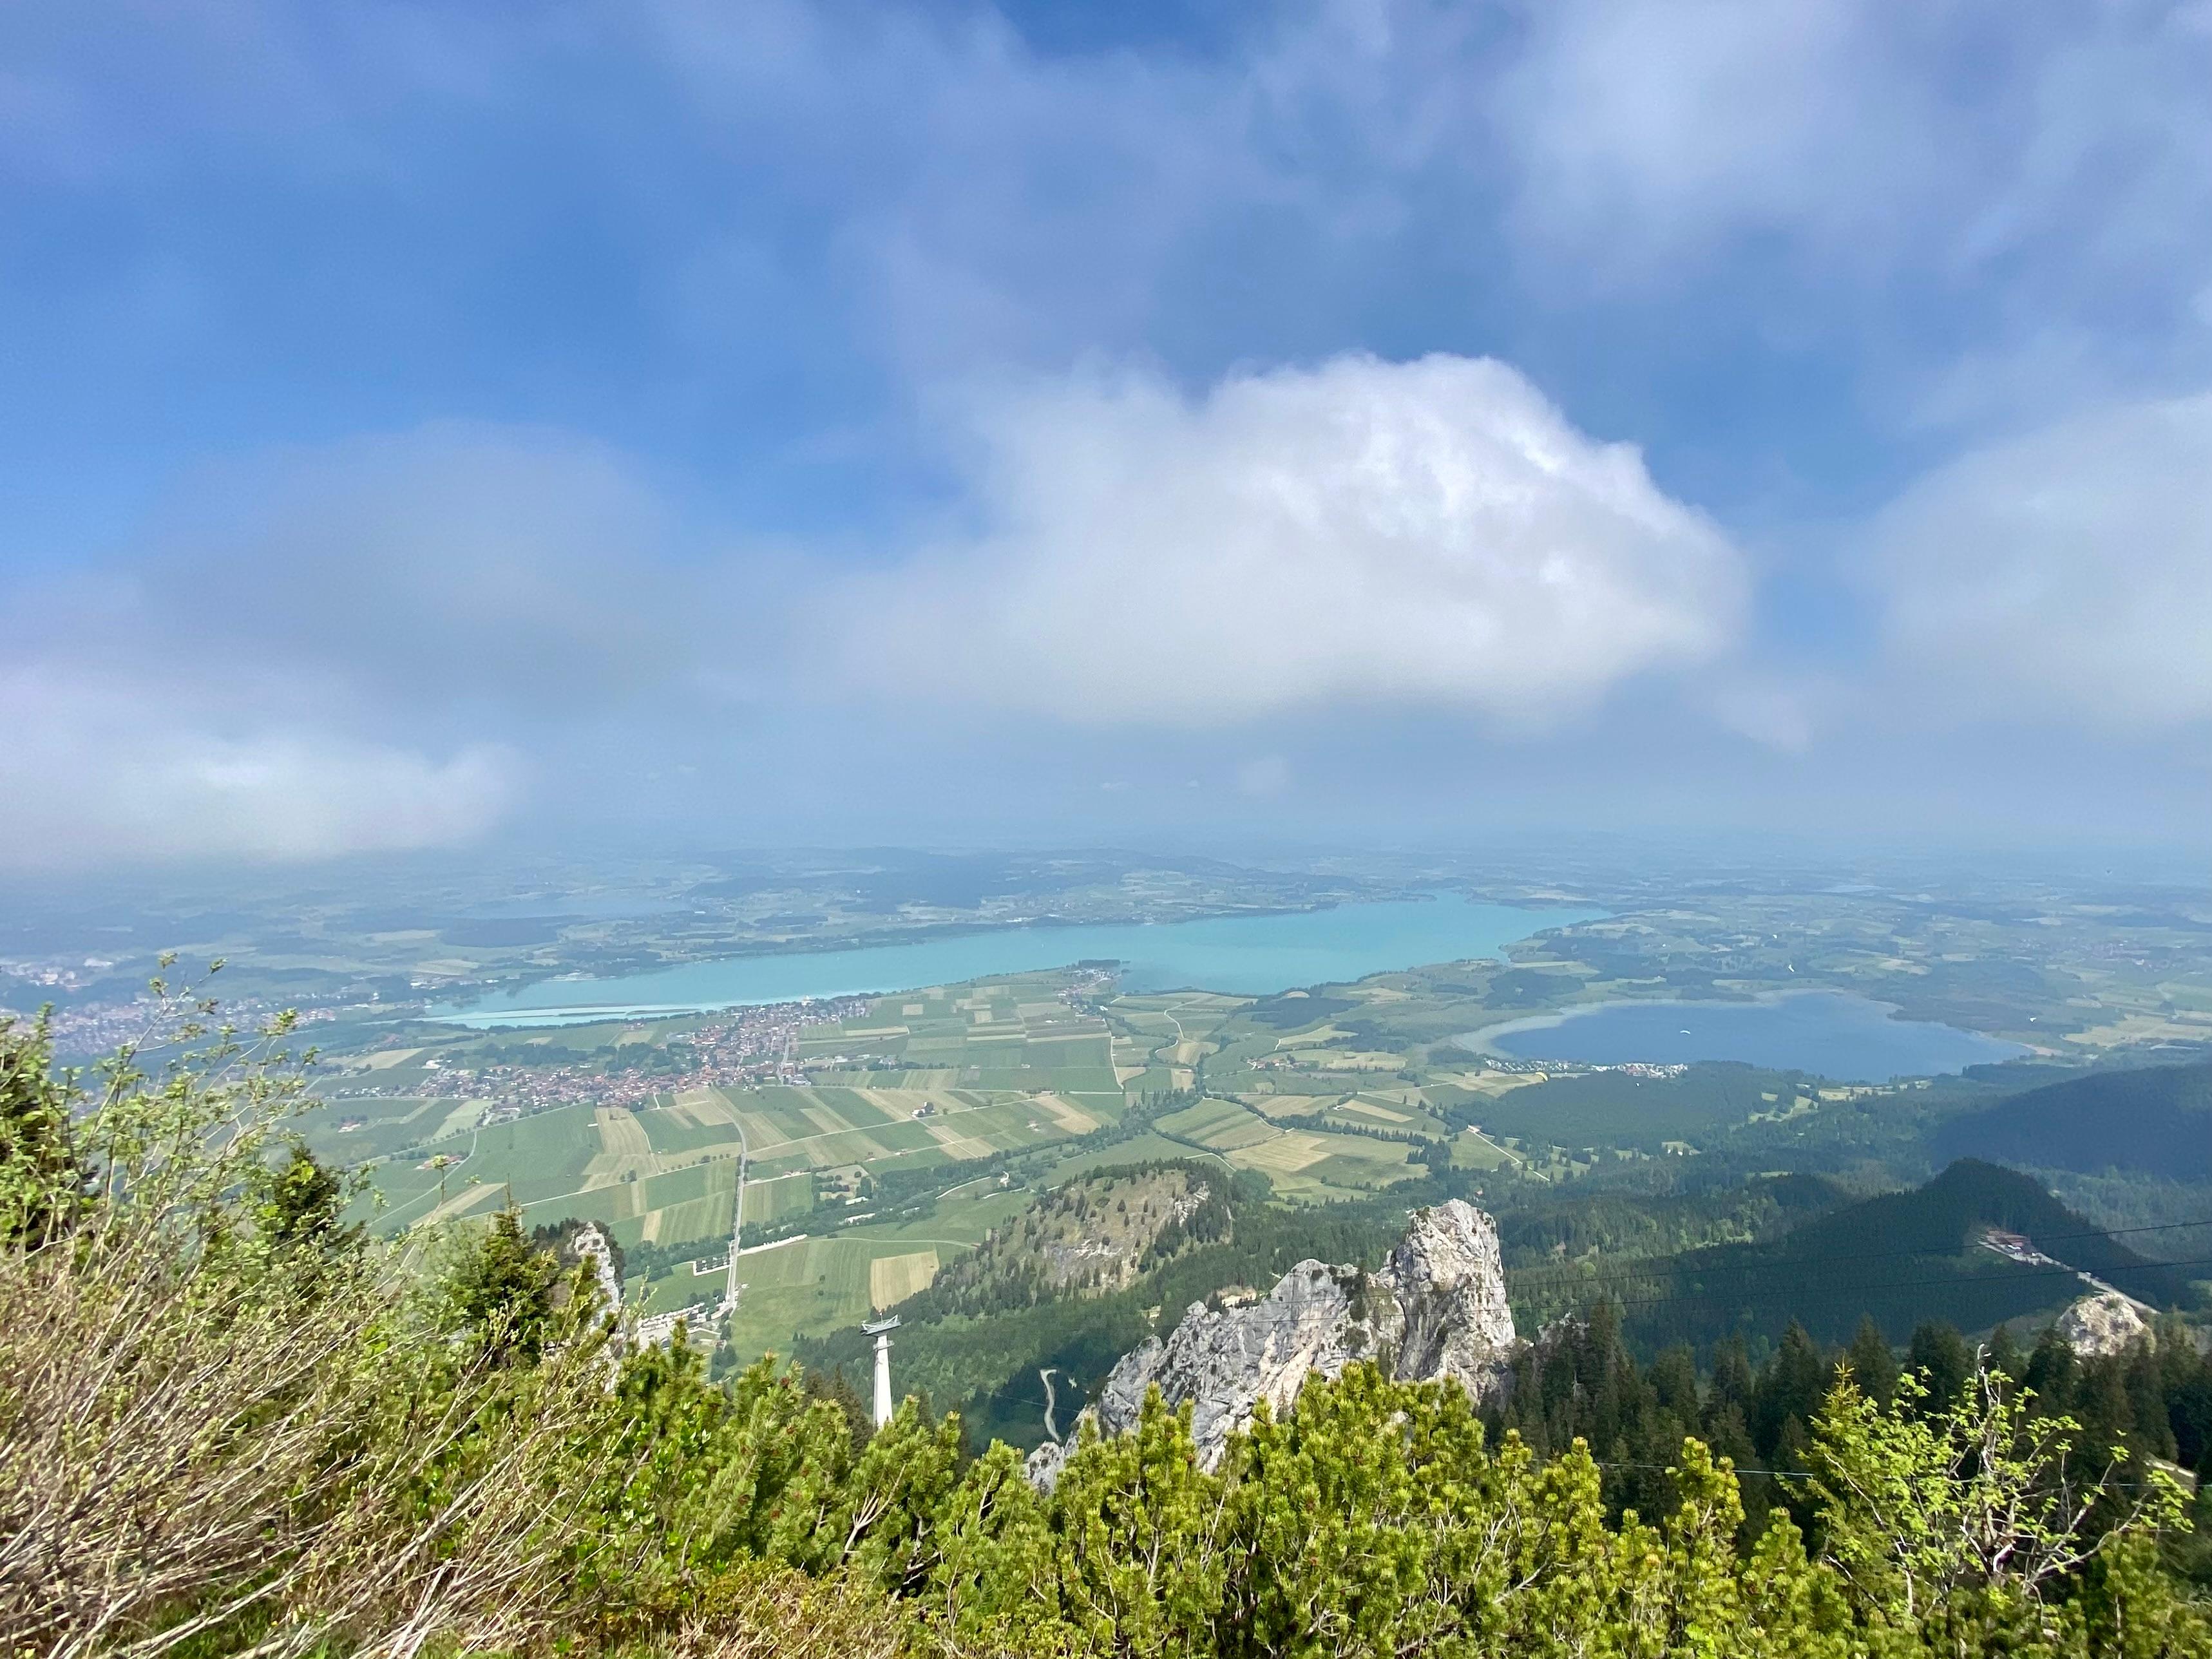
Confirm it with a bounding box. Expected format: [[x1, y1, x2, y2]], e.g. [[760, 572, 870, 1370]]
[[1501, 0, 2212, 272], [641, 0, 1504, 377], [0, 670, 518, 871], [1501, 0, 1892, 265], [1497, 0, 2212, 431], [1866, 393, 2212, 728], [1705, 674, 1820, 754], [0, 421, 703, 871], [827, 353, 1746, 726]]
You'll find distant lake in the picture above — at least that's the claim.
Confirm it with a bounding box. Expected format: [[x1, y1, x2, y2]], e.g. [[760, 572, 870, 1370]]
[[434, 895, 1602, 1029], [1469, 990, 2027, 1082]]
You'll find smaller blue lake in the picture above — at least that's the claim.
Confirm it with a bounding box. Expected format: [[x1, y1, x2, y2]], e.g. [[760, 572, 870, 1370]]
[[1469, 991, 2027, 1082], [436, 895, 1602, 1028]]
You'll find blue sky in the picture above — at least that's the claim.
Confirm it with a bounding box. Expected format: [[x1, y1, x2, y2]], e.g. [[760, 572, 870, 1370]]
[[3, 0, 2209, 869]]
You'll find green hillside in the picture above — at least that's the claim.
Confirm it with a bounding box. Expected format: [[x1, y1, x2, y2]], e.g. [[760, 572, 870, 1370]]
[[1442, 1062, 1791, 1154], [1606, 1161, 2200, 1353], [1933, 1059, 2212, 1180], [1494, 1171, 1845, 1266]]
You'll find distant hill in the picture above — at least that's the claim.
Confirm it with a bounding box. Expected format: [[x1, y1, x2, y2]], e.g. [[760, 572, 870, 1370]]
[[1615, 1160, 2194, 1354], [899, 1164, 1228, 1320], [1932, 1060, 2212, 1180], [1497, 1172, 1846, 1269], [796, 1159, 2198, 1441]]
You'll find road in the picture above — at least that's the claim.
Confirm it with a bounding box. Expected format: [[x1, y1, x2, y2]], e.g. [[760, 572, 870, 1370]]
[[722, 1103, 749, 1313], [1040, 1367, 1062, 1441]]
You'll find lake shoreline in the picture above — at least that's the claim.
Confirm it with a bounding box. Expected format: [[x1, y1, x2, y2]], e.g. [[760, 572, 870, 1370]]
[[1460, 987, 1846, 1055], [1457, 987, 2028, 1081], [433, 895, 1605, 1029]]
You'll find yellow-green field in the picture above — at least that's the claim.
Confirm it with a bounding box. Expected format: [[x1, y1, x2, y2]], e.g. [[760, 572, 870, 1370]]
[[723, 1182, 1032, 1361], [310, 973, 1157, 1347], [1146, 1092, 1427, 1202]]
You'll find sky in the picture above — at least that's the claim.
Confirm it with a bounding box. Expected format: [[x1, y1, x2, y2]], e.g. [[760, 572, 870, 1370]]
[[3, 0, 2211, 873]]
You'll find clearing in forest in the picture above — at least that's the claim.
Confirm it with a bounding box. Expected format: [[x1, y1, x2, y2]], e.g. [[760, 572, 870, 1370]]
[[870, 1249, 940, 1309]]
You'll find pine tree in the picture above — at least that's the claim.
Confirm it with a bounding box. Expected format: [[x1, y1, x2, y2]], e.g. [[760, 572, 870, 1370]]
[[443, 1206, 564, 1363], [2125, 1343, 2177, 1461], [1986, 1321, 2024, 1385], [254, 1140, 355, 1254], [1905, 1321, 1972, 1412], [1648, 1343, 1701, 1417], [1753, 1322, 1829, 1461], [2024, 1323, 2077, 1415], [2075, 1356, 2137, 1454], [1708, 1334, 1755, 1427], [2163, 1340, 2212, 1475], [1844, 1315, 1897, 1409]]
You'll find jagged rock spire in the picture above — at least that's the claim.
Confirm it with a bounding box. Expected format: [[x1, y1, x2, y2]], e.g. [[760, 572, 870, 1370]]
[[1029, 1199, 1515, 1486]]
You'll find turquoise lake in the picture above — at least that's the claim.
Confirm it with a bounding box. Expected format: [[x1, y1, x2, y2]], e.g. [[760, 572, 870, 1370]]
[[434, 896, 1599, 1028], [1471, 990, 2027, 1081]]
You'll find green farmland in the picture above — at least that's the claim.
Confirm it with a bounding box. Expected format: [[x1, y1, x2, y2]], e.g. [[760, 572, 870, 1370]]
[[316, 954, 1955, 1358], [309, 973, 1139, 1334], [302, 964, 1578, 1333]]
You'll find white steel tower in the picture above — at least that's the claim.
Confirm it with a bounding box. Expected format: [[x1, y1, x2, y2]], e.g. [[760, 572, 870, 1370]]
[[863, 1314, 900, 1427]]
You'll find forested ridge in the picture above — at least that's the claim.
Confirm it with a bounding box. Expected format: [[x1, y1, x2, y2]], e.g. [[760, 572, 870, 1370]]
[[6, 1001, 2211, 1658], [1549, 1160, 2200, 1352], [1936, 1063, 2212, 1182]]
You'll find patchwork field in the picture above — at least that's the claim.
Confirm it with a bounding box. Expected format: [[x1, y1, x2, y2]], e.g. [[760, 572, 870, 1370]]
[[741, 1171, 815, 1226], [1145, 1089, 1430, 1201], [870, 1249, 940, 1309], [296, 1094, 477, 1164], [327, 955, 1659, 1352], [330, 945, 1641, 1348], [326, 973, 1154, 1340]]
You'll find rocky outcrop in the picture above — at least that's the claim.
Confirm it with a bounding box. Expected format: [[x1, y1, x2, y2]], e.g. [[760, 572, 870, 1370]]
[[572, 1223, 625, 1320], [1386, 1199, 1518, 1391], [1028, 1200, 1514, 1486], [2056, 1291, 2155, 1358]]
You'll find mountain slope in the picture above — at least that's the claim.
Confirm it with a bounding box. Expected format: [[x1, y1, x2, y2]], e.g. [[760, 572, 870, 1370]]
[[1932, 1061, 2212, 1180], [908, 1164, 1228, 1320], [1616, 1161, 2194, 1352]]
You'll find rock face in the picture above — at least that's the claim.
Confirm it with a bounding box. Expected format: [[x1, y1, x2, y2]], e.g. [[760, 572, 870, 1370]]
[[573, 1223, 625, 1319], [1028, 1200, 1514, 1486], [2057, 1291, 2154, 1357]]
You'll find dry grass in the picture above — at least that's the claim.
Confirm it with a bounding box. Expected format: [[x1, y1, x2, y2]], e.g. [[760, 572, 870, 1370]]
[[0, 1000, 634, 1659], [0, 1203, 629, 1659], [869, 1249, 940, 1310], [662, 1560, 909, 1659]]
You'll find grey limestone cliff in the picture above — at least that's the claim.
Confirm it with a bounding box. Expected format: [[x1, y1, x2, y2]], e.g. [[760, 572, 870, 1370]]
[[1028, 1199, 1514, 1486], [2056, 1291, 2155, 1358]]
